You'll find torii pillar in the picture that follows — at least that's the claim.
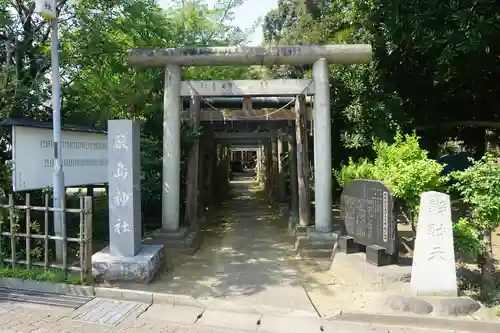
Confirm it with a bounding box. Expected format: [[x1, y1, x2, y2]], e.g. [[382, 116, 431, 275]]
[[163, 65, 182, 231], [127, 45, 372, 233], [313, 58, 332, 232]]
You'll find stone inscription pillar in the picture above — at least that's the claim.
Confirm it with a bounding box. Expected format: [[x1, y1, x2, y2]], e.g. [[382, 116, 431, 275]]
[[108, 120, 142, 257]]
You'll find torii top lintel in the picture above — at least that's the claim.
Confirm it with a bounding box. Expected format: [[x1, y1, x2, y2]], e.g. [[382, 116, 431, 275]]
[[127, 44, 372, 67]]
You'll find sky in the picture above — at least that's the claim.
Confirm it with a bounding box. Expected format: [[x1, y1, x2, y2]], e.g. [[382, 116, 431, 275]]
[[157, 0, 279, 45]]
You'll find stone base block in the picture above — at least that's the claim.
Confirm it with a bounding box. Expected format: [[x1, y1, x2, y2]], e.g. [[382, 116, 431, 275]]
[[366, 245, 398, 267], [148, 227, 203, 255], [288, 213, 299, 231], [184, 228, 203, 255], [278, 203, 289, 217], [153, 227, 188, 240], [437, 297, 481, 316], [330, 252, 411, 290], [338, 236, 361, 254], [306, 229, 338, 241], [294, 230, 338, 259], [92, 245, 164, 284], [198, 216, 207, 228], [384, 295, 481, 317], [151, 228, 189, 248], [294, 225, 310, 236], [385, 295, 433, 314]]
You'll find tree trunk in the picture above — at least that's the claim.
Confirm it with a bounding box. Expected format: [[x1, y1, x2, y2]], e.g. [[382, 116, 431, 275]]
[[479, 229, 495, 300]]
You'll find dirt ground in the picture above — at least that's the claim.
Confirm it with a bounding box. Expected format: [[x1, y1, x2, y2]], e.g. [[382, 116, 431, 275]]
[[104, 178, 324, 315], [97, 178, 500, 320]]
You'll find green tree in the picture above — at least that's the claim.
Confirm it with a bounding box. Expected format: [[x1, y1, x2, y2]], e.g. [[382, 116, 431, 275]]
[[1, 0, 257, 227], [336, 132, 445, 230], [452, 153, 500, 299], [262, 0, 500, 159]]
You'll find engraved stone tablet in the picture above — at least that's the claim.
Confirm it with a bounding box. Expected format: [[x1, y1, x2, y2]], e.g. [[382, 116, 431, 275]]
[[410, 191, 457, 296], [108, 120, 141, 257], [340, 180, 396, 254]]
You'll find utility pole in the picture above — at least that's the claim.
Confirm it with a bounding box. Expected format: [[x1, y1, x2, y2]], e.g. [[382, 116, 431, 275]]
[[36, 0, 65, 262]]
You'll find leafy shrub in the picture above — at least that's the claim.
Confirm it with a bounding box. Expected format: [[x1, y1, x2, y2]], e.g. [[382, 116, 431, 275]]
[[335, 157, 375, 187], [452, 153, 500, 232], [452, 153, 500, 297], [453, 217, 483, 258], [335, 131, 446, 228]]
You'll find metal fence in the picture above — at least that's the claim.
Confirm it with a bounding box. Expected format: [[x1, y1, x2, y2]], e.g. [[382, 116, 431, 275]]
[[0, 193, 93, 283]]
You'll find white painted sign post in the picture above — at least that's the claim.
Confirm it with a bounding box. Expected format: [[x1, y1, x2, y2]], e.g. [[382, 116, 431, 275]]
[[11, 126, 108, 191], [35, 0, 57, 19], [410, 191, 458, 296]]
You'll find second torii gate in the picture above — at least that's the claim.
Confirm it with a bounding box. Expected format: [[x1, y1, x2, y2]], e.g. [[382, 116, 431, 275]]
[[127, 44, 372, 235]]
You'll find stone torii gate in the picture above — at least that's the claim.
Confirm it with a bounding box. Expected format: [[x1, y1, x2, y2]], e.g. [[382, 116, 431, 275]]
[[127, 45, 372, 235]]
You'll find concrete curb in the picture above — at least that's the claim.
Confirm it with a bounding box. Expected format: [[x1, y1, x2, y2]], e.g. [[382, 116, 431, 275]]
[[0, 279, 319, 317], [2, 278, 499, 332], [0, 278, 204, 307], [0, 277, 94, 296], [94, 287, 319, 317], [94, 287, 206, 307], [330, 312, 500, 333]]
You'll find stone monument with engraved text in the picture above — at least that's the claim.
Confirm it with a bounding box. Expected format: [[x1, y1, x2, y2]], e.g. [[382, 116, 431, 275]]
[[410, 191, 457, 296], [92, 120, 164, 283], [339, 179, 397, 266]]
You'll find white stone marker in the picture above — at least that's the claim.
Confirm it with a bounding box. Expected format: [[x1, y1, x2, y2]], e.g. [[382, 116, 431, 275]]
[[410, 191, 458, 296]]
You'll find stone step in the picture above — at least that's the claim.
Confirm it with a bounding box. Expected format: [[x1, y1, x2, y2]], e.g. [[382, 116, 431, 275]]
[[295, 237, 335, 251], [296, 240, 335, 250], [163, 239, 188, 248], [296, 248, 333, 259], [157, 229, 203, 255]]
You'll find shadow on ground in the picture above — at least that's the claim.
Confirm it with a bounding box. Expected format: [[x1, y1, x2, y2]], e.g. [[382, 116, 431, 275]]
[[105, 176, 332, 312]]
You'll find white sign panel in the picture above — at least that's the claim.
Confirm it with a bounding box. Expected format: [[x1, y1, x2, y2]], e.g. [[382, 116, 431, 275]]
[[35, 0, 57, 20], [12, 126, 108, 191]]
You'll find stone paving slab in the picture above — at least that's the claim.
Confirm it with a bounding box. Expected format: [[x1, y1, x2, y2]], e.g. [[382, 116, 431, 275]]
[[139, 304, 204, 325], [197, 309, 262, 331]]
